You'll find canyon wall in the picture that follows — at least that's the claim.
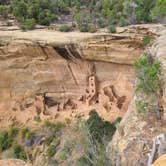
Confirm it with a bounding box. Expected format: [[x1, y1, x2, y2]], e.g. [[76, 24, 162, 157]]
[[0, 24, 164, 166], [0, 25, 158, 127], [108, 26, 166, 166], [0, 30, 147, 98]]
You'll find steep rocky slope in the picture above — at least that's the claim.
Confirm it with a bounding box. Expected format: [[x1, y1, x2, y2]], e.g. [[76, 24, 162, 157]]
[[108, 27, 166, 166]]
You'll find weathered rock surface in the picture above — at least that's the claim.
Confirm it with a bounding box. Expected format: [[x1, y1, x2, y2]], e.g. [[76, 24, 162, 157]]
[[151, 154, 166, 166], [151, 34, 166, 114], [0, 159, 32, 166], [108, 27, 166, 166], [0, 23, 165, 166], [0, 24, 161, 127], [0, 29, 146, 101]]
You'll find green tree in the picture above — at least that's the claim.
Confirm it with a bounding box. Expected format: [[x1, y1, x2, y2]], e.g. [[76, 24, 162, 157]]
[[21, 18, 36, 30], [134, 53, 162, 94], [151, 0, 166, 22], [86, 110, 116, 142], [12, 143, 27, 161], [0, 5, 9, 18], [1, 0, 166, 28], [135, 0, 156, 22], [38, 10, 52, 25], [0, 131, 10, 151], [134, 53, 163, 116], [13, 0, 27, 19]]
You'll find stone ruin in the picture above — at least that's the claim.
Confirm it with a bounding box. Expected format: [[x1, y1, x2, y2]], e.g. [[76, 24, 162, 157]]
[[51, 74, 127, 113], [9, 74, 127, 123], [85, 75, 97, 105], [98, 85, 126, 112]]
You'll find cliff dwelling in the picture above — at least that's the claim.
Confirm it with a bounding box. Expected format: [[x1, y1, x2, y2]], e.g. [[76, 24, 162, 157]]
[[0, 25, 158, 126], [0, 0, 166, 165]]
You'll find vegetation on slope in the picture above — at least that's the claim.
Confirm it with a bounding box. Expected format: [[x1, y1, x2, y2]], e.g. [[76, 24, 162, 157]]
[[134, 53, 163, 117], [135, 53, 162, 94], [59, 110, 120, 166], [0, 111, 121, 166], [0, 127, 27, 160], [0, 0, 165, 31]]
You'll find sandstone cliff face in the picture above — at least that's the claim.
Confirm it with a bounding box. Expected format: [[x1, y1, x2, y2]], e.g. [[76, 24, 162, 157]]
[[108, 27, 166, 166], [0, 159, 32, 166], [0, 25, 159, 127], [0, 31, 146, 100], [0, 24, 164, 166]]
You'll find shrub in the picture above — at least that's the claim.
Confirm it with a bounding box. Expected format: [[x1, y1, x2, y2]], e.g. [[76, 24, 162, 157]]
[[76, 156, 89, 166], [20, 128, 34, 139], [108, 25, 116, 33], [12, 143, 27, 161], [79, 24, 91, 32], [0, 131, 10, 151], [59, 24, 73, 32], [119, 16, 127, 26], [43, 121, 65, 146], [97, 18, 107, 28], [143, 36, 151, 46], [20, 128, 28, 138], [134, 53, 163, 115], [45, 136, 54, 146], [0, 127, 18, 151], [134, 53, 162, 94], [43, 121, 65, 147], [25, 131, 34, 139], [150, 0, 166, 21], [47, 145, 56, 159], [86, 110, 116, 143], [58, 149, 69, 161], [34, 116, 41, 123], [114, 117, 122, 125], [43, 120, 65, 132], [46, 137, 60, 158], [8, 127, 19, 138], [74, 12, 81, 24], [135, 0, 155, 23], [63, 111, 115, 166], [65, 118, 71, 125], [38, 12, 50, 26], [53, 122, 66, 131], [38, 11, 57, 26], [136, 100, 149, 114], [74, 116, 113, 166], [0, 5, 9, 18], [20, 25, 26, 31], [89, 26, 97, 33], [21, 18, 35, 30], [79, 24, 97, 33], [25, 18, 35, 29]]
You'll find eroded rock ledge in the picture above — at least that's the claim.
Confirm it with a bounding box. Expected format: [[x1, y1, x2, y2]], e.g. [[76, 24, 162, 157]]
[[0, 24, 161, 127]]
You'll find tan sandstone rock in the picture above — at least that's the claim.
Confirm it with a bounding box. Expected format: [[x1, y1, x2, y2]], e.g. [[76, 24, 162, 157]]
[[0, 159, 32, 166], [0, 24, 160, 127], [108, 26, 166, 166]]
